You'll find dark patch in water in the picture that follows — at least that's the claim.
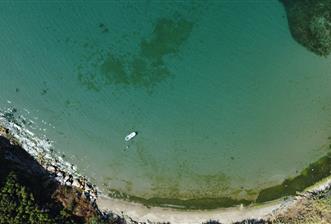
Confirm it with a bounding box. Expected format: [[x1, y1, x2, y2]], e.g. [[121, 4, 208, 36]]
[[98, 23, 109, 33], [102, 28, 109, 33], [107, 189, 252, 209], [41, 81, 49, 96], [256, 152, 331, 203], [106, 147, 331, 209], [41, 89, 48, 95], [3, 108, 17, 122], [78, 17, 194, 91]]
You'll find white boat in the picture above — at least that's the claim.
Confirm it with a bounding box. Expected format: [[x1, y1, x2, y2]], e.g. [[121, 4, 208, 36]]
[[125, 131, 138, 141]]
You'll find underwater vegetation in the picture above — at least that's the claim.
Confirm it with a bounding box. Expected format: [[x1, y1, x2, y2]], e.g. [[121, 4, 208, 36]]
[[280, 0, 331, 56], [107, 188, 251, 210], [107, 150, 331, 209], [256, 152, 331, 202], [78, 17, 193, 91]]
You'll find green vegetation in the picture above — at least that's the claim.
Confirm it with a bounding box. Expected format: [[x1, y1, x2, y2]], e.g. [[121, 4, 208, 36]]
[[256, 152, 331, 202], [0, 135, 111, 224], [280, 0, 331, 56], [107, 188, 252, 210], [107, 150, 331, 209], [0, 172, 76, 224], [78, 17, 194, 91]]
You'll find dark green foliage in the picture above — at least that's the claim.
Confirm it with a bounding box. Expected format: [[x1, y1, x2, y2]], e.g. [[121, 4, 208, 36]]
[[256, 153, 331, 202], [0, 172, 55, 224], [108, 188, 252, 210], [87, 216, 108, 224], [280, 0, 331, 56], [0, 135, 109, 224], [0, 171, 82, 224]]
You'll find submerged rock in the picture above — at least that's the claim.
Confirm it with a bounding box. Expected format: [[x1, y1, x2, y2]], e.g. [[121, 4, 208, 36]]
[[280, 0, 331, 56]]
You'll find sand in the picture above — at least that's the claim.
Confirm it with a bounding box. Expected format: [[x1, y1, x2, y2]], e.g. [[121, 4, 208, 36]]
[[96, 196, 283, 224], [96, 175, 331, 224]]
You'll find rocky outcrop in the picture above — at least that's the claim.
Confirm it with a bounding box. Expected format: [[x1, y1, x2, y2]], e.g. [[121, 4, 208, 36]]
[[0, 133, 101, 223], [0, 115, 99, 204], [280, 0, 331, 56], [270, 185, 331, 223]]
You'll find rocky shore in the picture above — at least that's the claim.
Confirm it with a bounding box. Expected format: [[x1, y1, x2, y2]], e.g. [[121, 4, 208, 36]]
[[0, 110, 125, 223], [0, 112, 98, 207], [0, 130, 101, 223]]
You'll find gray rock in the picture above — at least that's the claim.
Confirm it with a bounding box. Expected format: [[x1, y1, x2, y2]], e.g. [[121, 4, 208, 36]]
[[47, 165, 57, 173]]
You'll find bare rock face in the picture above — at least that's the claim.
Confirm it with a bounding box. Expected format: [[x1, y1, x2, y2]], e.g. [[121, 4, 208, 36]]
[[52, 185, 99, 221], [280, 0, 331, 56]]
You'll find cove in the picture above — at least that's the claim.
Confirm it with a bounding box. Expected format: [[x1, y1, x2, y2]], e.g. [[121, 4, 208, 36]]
[[0, 0, 331, 208]]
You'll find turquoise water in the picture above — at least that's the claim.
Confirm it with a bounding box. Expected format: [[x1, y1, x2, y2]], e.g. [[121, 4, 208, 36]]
[[1, 1, 331, 201]]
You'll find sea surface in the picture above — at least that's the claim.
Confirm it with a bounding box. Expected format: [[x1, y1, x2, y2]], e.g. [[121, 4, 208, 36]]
[[1, 0, 331, 202]]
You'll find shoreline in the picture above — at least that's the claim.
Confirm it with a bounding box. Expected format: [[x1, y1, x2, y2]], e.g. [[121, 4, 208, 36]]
[[97, 195, 282, 224], [0, 109, 99, 205], [1, 109, 331, 223], [95, 174, 331, 224]]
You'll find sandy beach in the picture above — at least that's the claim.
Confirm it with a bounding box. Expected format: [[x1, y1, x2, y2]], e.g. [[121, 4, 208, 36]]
[[96, 175, 331, 224], [97, 196, 282, 223]]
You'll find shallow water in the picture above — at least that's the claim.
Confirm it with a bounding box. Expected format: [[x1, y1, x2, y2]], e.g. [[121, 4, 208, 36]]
[[1, 1, 331, 202]]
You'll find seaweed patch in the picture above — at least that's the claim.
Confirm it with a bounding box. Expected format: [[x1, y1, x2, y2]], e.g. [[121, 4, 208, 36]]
[[77, 17, 194, 91]]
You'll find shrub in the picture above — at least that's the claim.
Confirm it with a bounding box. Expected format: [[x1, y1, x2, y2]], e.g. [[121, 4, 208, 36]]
[[0, 172, 55, 224]]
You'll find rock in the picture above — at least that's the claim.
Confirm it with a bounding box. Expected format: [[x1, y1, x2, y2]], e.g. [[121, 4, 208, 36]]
[[65, 180, 72, 187], [72, 165, 77, 172], [64, 175, 70, 182], [47, 165, 57, 173], [85, 182, 93, 192], [57, 170, 65, 178], [72, 178, 82, 188], [0, 127, 9, 136], [64, 174, 74, 186], [44, 153, 52, 160], [55, 176, 63, 183]]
